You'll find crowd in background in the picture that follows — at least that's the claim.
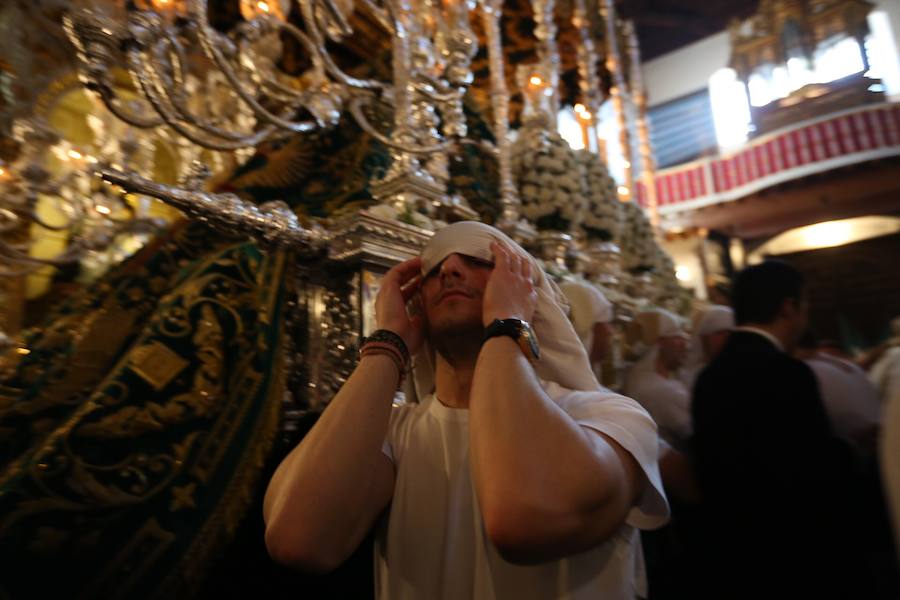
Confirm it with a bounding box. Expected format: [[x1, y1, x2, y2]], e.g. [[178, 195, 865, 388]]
[[562, 261, 900, 599]]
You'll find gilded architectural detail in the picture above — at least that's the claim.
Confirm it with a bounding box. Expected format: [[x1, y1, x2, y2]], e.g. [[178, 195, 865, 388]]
[[328, 209, 433, 264], [729, 0, 875, 76], [129, 342, 190, 391]]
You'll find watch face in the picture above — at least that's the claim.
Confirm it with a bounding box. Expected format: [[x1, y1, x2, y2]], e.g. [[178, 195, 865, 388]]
[[484, 319, 540, 361], [521, 324, 541, 360]]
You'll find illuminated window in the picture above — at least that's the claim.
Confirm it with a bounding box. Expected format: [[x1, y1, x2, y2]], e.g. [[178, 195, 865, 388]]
[[747, 71, 773, 107], [709, 68, 752, 149], [708, 11, 900, 150], [813, 36, 865, 83], [867, 11, 900, 97], [557, 106, 585, 151], [595, 100, 628, 183]]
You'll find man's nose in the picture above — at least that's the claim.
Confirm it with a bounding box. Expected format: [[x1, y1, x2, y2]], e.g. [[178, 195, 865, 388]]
[[439, 254, 465, 280]]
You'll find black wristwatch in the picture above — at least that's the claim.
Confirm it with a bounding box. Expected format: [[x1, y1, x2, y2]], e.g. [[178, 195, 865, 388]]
[[484, 318, 540, 361]]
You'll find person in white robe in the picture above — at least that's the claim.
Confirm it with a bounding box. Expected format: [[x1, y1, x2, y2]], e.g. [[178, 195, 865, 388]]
[[560, 280, 614, 381], [795, 332, 881, 456], [264, 221, 669, 600], [560, 279, 651, 598], [871, 317, 900, 557], [625, 309, 691, 451], [681, 305, 734, 391], [871, 316, 900, 406], [881, 382, 900, 560]]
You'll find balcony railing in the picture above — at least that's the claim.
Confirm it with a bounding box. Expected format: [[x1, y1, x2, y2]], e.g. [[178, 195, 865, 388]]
[[636, 102, 900, 214]]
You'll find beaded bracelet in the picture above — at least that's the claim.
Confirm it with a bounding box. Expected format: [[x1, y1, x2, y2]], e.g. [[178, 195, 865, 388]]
[[359, 347, 406, 381], [360, 341, 407, 372], [359, 329, 410, 369]]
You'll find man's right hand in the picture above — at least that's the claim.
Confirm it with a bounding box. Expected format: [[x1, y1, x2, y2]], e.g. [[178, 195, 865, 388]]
[[375, 257, 424, 355]]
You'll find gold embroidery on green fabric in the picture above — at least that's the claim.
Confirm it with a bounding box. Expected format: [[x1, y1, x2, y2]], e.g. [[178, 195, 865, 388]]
[[76, 304, 224, 439], [170, 482, 197, 511], [29, 526, 69, 555], [152, 250, 287, 600], [78, 518, 177, 600], [1, 240, 285, 599], [128, 342, 190, 392]]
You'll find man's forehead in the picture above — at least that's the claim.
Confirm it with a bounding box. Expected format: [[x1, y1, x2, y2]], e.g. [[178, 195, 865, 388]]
[[419, 221, 503, 270]]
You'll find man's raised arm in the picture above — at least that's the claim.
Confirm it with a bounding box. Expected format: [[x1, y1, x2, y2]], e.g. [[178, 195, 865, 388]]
[[263, 258, 424, 572], [470, 243, 642, 564]]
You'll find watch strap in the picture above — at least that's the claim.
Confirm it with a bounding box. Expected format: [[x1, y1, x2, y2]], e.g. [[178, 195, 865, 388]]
[[483, 318, 540, 361]]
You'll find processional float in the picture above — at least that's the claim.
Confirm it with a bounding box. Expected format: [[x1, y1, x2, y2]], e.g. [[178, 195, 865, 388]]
[[0, 0, 686, 597]]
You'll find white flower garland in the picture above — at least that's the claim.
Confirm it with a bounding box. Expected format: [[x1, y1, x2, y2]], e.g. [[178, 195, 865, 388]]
[[511, 129, 587, 231], [575, 150, 621, 242], [539, 258, 571, 282], [620, 200, 658, 272]]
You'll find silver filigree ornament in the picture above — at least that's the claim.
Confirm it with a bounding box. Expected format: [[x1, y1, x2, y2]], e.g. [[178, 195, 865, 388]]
[[60, 0, 526, 245], [0, 117, 167, 278]]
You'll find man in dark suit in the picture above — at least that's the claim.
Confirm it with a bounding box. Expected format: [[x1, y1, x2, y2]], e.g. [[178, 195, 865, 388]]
[[691, 260, 868, 599]]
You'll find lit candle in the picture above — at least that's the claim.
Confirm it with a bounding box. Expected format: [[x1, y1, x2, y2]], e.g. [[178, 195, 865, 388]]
[[239, 0, 286, 20], [575, 104, 591, 150]]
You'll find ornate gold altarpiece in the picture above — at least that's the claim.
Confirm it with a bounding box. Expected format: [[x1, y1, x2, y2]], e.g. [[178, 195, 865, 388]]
[[728, 0, 884, 135]]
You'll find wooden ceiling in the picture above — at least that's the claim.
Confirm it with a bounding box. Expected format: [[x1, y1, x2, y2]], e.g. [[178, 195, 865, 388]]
[[618, 0, 759, 60]]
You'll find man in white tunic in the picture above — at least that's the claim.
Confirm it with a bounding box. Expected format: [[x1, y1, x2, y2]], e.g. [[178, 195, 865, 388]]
[[680, 305, 733, 391], [874, 317, 900, 556], [795, 332, 881, 455], [560, 280, 615, 381], [871, 316, 900, 406], [624, 310, 691, 450], [560, 279, 650, 598], [263, 221, 669, 599]]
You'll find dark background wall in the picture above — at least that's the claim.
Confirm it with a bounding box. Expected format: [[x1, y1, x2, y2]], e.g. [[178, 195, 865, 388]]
[[776, 232, 900, 350]]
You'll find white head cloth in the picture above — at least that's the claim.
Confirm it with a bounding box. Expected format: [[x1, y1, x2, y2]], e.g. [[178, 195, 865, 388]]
[[633, 309, 688, 346], [406, 221, 599, 402], [624, 308, 688, 394], [890, 315, 900, 346], [559, 280, 614, 353], [695, 305, 735, 337], [683, 305, 734, 382]]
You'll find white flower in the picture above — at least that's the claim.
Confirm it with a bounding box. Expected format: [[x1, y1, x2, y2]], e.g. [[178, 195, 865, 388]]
[[577, 151, 622, 242], [618, 200, 666, 271], [511, 128, 587, 231]]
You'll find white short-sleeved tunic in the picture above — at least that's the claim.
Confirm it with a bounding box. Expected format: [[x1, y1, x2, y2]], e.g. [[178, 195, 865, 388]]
[[375, 382, 669, 600]]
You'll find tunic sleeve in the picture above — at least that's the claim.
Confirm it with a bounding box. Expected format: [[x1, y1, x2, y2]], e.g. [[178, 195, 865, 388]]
[[545, 382, 671, 530]]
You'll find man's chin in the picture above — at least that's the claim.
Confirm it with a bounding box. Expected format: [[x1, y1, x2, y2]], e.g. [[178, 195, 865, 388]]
[[426, 314, 484, 342]]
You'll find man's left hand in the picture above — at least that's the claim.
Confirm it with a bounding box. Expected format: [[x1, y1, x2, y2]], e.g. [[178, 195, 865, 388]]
[[482, 241, 538, 326]]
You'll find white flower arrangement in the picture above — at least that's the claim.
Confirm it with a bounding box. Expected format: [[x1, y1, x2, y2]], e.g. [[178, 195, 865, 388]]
[[511, 129, 587, 232], [575, 150, 622, 242], [620, 201, 658, 272], [654, 251, 677, 281], [539, 258, 571, 283]]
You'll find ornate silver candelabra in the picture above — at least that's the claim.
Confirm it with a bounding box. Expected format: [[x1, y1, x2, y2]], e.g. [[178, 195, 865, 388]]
[[63, 0, 502, 240]]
